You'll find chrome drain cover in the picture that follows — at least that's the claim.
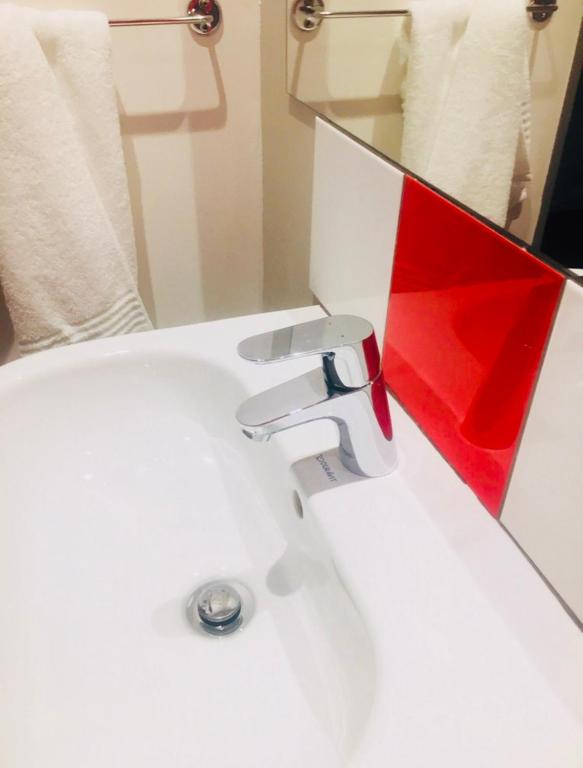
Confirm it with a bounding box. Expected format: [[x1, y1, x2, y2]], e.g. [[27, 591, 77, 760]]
[[198, 584, 242, 628], [186, 580, 252, 637]]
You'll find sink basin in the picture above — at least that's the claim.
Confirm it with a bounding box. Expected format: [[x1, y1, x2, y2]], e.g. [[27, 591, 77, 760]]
[[1, 306, 583, 767], [0, 308, 374, 767]]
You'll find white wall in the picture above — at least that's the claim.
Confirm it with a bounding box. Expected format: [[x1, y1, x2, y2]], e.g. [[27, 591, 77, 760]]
[[113, 0, 264, 328], [2, 0, 264, 336], [261, 0, 317, 311], [310, 118, 403, 345]]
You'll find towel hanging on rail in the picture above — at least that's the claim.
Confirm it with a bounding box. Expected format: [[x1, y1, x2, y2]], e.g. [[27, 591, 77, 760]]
[[400, 0, 531, 227], [0, 4, 152, 355]]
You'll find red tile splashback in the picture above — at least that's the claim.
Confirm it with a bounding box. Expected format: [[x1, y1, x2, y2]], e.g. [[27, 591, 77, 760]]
[[382, 178, 565, 516]]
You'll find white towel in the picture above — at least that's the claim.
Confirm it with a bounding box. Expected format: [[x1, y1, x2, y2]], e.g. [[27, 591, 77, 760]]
[[400, 0, 531, 227], [0, 4, 152, 356]]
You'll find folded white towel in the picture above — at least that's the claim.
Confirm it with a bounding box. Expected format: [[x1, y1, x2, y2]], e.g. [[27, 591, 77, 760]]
[[400, 0, 531, 227], [0, 4, 152, 356]]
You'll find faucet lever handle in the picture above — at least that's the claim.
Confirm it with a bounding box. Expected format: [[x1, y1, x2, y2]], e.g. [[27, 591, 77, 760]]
[[237, 315, 381, 387]]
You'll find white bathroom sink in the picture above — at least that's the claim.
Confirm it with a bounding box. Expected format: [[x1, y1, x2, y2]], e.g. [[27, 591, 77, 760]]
[[1, 306, 583, 767]]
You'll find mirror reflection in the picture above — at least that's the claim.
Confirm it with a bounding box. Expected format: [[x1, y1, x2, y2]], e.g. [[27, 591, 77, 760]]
[[287, 0, 582, 272]]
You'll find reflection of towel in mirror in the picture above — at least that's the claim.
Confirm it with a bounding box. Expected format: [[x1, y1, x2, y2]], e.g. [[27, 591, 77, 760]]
[[400, 0, 531, 227], [0, 4, 152, 356]]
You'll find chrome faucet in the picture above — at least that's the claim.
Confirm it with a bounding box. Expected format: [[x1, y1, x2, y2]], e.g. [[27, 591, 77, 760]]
[[235, 315, 398, 478]]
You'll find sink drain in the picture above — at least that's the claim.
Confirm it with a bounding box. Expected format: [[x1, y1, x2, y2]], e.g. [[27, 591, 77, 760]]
[[186, 580, 253, 637]]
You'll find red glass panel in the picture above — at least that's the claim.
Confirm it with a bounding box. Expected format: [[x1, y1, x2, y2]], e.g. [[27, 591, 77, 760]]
[[382, 178, 564, 516]]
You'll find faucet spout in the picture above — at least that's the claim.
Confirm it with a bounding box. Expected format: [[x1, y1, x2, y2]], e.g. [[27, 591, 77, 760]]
[[241, 428, 271, 442], [236, 368, 332, 439], [236, 366, 397, 478]]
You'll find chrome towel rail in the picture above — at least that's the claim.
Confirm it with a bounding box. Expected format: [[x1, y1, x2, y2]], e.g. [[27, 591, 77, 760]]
[[109, 16, 211, 27], [293, 0, 558, 31], [109, 0, 221, 35], [293, 1, 408, 29]]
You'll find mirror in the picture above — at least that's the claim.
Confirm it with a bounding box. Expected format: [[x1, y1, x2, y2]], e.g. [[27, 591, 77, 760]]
[[287, 0, 583, 275]]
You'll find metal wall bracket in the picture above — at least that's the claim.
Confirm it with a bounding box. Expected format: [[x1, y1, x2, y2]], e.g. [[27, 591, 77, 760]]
[[526, 2, 558, 22], [293, 0, 325, 31], [187, 0, 222, 35]]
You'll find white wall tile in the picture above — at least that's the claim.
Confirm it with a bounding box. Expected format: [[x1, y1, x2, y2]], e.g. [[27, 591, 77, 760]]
[[501, 279, 583, 620], [310, 118, 404, 346]]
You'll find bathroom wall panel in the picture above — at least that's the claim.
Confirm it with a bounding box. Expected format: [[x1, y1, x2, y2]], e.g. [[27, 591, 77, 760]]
[[114, 0, 264, 328], [261, 0, 316, 313], [310, 118, 404, 345], [501, 279, 583, 620], [382, 177, 565, 516]]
